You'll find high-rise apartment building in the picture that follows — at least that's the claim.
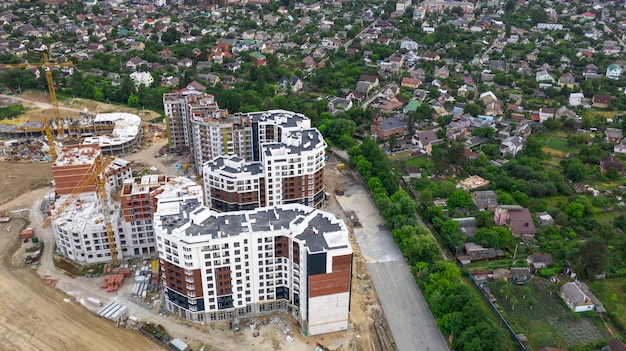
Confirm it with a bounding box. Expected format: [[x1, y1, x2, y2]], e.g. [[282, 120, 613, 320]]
[[164, 92, 327, 211], [155, 201, 352, 335]]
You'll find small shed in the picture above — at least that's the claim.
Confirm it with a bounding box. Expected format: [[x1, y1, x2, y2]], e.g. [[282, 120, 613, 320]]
[[170, 338, 190, 351], [21, 227, 35, 239]]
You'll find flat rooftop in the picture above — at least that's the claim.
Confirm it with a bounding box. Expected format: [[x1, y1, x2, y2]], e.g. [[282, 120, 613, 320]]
[[158, 203, 348, 253]]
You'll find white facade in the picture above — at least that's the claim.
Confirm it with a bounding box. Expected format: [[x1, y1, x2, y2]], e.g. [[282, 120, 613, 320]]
[[155, 203, 352, 335], [130, 71, 154, 87]]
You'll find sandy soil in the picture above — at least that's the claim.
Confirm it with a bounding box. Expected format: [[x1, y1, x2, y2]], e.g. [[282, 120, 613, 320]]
[[0, 161, 53, 205], [0, 90, 161, 122]]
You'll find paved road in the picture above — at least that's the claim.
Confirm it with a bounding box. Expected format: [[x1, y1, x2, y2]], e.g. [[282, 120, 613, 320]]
[[336, 186, 449, 351]]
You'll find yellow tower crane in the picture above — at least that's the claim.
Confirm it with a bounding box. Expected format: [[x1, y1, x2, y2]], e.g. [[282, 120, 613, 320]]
[[43, 155, 119, 267], [2, 53, 73, 161]]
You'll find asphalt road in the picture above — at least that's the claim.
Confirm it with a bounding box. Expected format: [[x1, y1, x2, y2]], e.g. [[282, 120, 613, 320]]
[[336, 186, 449, 351]]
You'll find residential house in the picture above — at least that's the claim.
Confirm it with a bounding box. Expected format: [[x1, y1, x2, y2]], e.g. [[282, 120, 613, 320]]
[[614, 139, 626, 154], [600, 155, 624, 174], [536, 70, 555, 83], [472, 190, 499, 211], [537, 212, 554, 227], [446, 121, 468, 141], [558, 73, 576, 88], [460, 242, 504, 264], [405, 167, 422, 179], [593, 94, 611, 109], [536, 107, 555, 122], [584, 64, 599, 76], [197, 73, 220, 86], [130, 41, 145, 51], [129, 71, 153, 87], [412, 130, 442, 155], [280, 75, 303, 92], [605, 128, 623, 143], [186, 81, 207, 92], [126, 56, 146, 71], [400, 38, 418, 50], [356, 74, 379, 94], [500, 136, 524, 157], [423, 51, 440, 61], [510, 267, 531, 284], [370, 117, 407, 140], [560, 281, 595, 312], [453, 217, 478, 238], [388, 54, 404, 68], [527, 254, 553, 273], [434, 66, 449, 79], [607, 339, 626, 351], [177, 58, 193, 68], [378, 94, 408, 114], [569, 92, 585, 106], [494, 205, 537, 237], [401, 77, 421, 89], [479, 91, 498, 105], [606, 63, 622, 80], [328, 97, 353, 115], [301, 55, 316, 70]]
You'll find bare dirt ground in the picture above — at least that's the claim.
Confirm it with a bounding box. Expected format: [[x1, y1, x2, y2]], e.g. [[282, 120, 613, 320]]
[[0, 90, 161, 122], [0, 161, 52, 205]]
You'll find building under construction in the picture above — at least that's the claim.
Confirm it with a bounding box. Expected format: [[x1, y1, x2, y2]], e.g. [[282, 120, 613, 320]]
[[49, 144, 201, 264], [0, 112, 142, 156]]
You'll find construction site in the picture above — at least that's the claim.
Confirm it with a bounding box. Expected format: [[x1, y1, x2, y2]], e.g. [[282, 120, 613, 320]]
[[0, 90, 395, 351]]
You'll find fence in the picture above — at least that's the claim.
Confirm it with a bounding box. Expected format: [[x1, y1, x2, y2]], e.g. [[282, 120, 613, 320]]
[[468, 272, 527, 351]]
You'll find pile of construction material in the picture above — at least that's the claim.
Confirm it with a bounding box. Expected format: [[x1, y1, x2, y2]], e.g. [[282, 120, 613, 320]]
[[97, 301, 128, 322], [101, 266, 131, 293], [131, 260, 160, 298]]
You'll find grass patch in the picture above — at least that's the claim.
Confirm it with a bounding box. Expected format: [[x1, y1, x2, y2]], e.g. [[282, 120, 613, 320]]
[[594, 210, 621, 225], [388, 149, 413, 161], [488, 279, 609, 349], [148, 117, 165, 123], [546, 138, 577, 154], [591, 278, 626, 327], [0, 104, 24, 121], [405, 155, 434, 169]]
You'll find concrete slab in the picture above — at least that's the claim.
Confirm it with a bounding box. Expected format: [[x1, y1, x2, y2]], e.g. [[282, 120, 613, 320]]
[[368, 262, 449, 351], [336, 182, 449, 351], [337, 188, 403, 263]]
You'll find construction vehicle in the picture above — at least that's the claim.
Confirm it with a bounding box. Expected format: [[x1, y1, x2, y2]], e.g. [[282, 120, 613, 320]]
[[43, 155, 119, 266], [2, 53, 73, 160], [334, 187, 345, 195]]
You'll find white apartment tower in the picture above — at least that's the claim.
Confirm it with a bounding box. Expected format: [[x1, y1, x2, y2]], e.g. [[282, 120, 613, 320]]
[[155, 201, 352, 335]]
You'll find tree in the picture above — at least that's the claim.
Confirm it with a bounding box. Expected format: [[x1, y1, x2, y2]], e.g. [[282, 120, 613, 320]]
[[579, 237, 608, 279], [388, 134, 397, 151], [464, 103, 484, 116], [161, 27, 181, 45], [127, 94, 139, 107], [473, 226, 513, 249], [448, 190, 473, 210]]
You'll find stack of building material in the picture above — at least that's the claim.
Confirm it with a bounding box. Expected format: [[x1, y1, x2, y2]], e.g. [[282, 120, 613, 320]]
[[101, 273, 125, 292], [20, 227, 35, 239], [131, 267, 151, 298], [119, 267, 131, 278], [97, 301, 128, 322]]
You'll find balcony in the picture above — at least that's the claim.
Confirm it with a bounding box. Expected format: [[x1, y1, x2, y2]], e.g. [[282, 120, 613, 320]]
[[185, 276, 194, 283]]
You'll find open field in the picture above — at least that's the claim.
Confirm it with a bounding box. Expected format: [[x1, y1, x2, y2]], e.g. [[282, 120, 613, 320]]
[[546, 138, 576, 154], [405, 155, 434, 169], [0, 90, 161, 123], [489, 279, 609, 349], [0, 161, 53, 205]]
